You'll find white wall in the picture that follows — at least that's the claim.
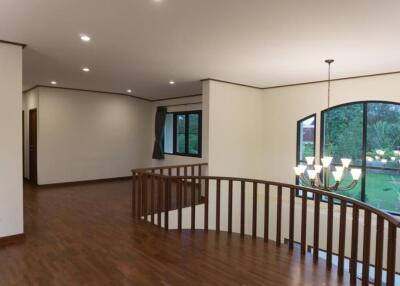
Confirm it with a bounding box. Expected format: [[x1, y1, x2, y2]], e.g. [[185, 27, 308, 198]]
[[205, 75, 400, 271], [33, 87, 153, 185], [0, 43, 23, 238], [151, 95, 207, 169], [207, 80, 265, 178], [22, 88, 38, 179]]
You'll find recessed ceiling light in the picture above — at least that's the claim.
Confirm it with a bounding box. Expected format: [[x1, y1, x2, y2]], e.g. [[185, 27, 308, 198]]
[[82, 67, 90, 72], [80, 34, 91, 42], [50, 81, 57, 85], [169, 81, 175, 85], [126, 89, 132, 93]]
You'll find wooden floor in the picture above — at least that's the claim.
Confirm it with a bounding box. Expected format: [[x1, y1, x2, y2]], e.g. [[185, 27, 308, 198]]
[[0, 179, 354, 285]]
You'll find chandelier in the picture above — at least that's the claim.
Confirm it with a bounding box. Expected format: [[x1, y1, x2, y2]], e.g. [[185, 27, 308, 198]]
[[293, 59, 362, 192]]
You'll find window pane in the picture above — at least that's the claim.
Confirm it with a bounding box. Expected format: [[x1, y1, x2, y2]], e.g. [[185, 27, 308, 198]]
[[322, 104, 363, 166], [176, 114, 186, 153], [164, 113, 173, 154], [177, 114, 186, 133], [188, 113, 199, 155], [366, 103, 400, 169], [177, 134, 186, 153], [299, 116, 315, 161], [365, 168, 400, 214]]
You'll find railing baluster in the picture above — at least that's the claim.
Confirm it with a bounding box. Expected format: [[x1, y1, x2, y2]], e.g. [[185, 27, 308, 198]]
[[338, 200, 346, 276], [177, 178, 182, 231], [326, 197, 333, 270], [362, 210, 371, 286], [241, 181, 245, 236], [350, 205, 359, 283], [374, 216, 384, 286], [150, 173, 155, 224], [177, 167, 180, 176], [157, 175, 162, 227], [191, 178, 195, 230], [216, 179, 221, 232], [143, 173, 148, 220], [138, 173, 142, 218], [228, 180, 233, 234], [264, 184, 269, 242], [197, 165, 201, 203], [204, 178, 209, 231], [387, 222, 397, 286], [132, 172, 136, 217], [289, 188, 295, 249], [164, 178, 170, 230], [168, 168, 172, 177], [301, 190, 307, 254], [276, 186, 282, 246], [184, 166, 188, 206], [252, 182, 257, 238], [313, 193, 320, 262]]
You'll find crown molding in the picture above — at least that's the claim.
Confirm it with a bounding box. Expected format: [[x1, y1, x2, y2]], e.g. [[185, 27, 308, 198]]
[[150, 94, 202, 102], [202, 70, 400, 90], [0, 39, 27, 49], [23, 85, 152, 102]]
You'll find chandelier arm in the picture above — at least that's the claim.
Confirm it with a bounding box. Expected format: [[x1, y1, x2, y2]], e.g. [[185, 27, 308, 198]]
[[336, 180, 358, 192], [298, 175, 312, 188]]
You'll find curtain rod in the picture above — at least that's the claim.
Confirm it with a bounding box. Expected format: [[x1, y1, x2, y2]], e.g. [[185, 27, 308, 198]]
[[160, 101, 202, 108]]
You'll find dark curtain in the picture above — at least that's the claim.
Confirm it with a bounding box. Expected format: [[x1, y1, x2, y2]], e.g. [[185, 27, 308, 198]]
[[152, 106, 167, 159]]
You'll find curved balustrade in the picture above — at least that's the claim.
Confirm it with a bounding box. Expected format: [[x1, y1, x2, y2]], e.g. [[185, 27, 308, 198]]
[[132, 163, 399, 286]]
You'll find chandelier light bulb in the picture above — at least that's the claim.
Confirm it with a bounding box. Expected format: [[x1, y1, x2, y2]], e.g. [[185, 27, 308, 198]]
[[298, 165, 307, 174], [332, 171, 342, 182], [321, 157, 333, 168], [335, 166, 344, 176], [351, 169, 362, 181], [293, 167, 302, 176], [341, 158, 352, 168], [305, 156, 315, 165], [307, 170, 317, 180]]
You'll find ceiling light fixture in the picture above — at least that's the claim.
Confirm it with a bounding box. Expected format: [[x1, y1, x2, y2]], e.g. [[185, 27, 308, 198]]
[[293, 59, 361, 192], [82, 67, 90, 72], [80, 34, 91, 42], [126, 89, 132, 93], [50, 81, 57, 85], [169, 81, 175, 85]]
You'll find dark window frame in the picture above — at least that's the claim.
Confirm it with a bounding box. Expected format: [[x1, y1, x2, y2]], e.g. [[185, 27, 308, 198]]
[[164, 110, 202, 158], [317, 100, 400, 215]]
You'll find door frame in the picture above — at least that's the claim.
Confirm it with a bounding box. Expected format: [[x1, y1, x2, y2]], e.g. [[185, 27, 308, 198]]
[[29, 108, 37, 185]]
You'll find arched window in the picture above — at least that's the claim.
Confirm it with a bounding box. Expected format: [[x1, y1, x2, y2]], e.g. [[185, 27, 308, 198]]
[[320, 101, 400, 214]]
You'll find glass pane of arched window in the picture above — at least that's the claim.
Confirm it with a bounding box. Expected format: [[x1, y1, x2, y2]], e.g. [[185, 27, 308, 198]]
[[322, 103, 364, 166], [298, 115, 315, 162], [365, 102, 400, 213]]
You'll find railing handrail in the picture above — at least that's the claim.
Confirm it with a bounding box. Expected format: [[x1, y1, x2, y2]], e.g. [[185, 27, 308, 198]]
[[131, 162, 208, 173], [133, 172, 400, 228]]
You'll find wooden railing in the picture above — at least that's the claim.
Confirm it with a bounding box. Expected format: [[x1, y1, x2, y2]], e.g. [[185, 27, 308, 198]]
[[131, 165, 399, 286]]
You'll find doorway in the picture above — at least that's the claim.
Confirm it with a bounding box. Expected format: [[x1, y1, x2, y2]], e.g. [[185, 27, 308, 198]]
[[29, 109, 37, 184]]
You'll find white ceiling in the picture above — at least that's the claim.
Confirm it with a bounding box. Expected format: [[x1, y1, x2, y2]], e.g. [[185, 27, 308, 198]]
[[1, 0, 400, 100]]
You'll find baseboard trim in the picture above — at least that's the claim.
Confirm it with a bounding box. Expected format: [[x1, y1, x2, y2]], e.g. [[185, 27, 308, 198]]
[[0, 233, 25, 246], [37, 176, 132, 188]]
